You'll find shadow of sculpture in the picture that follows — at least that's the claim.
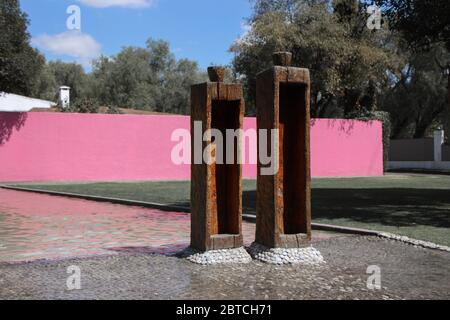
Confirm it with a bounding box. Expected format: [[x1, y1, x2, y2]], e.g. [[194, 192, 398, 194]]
[[0, 112, 28, 145], [107, 243, 190, 257], [240, 188, 450, 229], [162, 185, 450, 230]]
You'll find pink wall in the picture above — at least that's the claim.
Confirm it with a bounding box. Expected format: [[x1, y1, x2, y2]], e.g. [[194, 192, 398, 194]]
[[0, 112, 383, 182]]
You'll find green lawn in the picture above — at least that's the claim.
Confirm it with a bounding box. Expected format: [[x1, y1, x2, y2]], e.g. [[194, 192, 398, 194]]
[[11, 174, 450, 246]]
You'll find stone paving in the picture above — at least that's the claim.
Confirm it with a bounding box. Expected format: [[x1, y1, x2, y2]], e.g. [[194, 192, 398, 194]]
[[1, 236, 449, 300], [0, 189, 449, 300]]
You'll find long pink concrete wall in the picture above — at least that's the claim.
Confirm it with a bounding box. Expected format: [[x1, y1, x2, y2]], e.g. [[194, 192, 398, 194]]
[[0, 112, 383, 182]]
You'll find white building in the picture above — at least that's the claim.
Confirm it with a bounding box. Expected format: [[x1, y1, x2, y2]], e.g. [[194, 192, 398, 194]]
[[0, 92, 56, 112], [58, 86, 71, 109]]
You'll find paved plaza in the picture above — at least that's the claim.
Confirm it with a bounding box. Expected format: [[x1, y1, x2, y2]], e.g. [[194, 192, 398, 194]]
[[0, 189, 449, 300]]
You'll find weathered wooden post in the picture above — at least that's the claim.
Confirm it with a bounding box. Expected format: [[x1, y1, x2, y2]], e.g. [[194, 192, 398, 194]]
[[255, 52, 312, 249], [190, 66, 245, 252]]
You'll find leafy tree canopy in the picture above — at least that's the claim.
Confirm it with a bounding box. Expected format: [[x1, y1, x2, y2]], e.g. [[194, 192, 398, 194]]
[[91, 38, 206, 114], [382, 43, 449, 138], [0, 0, 44, 95], [376, 0, 450, 51], [231, 0, 404, 116]]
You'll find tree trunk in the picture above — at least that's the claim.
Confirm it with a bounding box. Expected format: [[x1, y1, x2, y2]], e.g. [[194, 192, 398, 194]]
[[443, 68, 450, 144], [413, 124, 428, 139]]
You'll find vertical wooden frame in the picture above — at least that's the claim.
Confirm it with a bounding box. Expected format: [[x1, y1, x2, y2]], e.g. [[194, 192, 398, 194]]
[[190, 69, 245, 251], [256, 53, 312, 248]]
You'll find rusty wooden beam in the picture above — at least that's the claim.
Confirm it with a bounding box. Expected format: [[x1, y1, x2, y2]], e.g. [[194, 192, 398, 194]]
[[190, 67, 245, 251], [255, 52, 312, 249]]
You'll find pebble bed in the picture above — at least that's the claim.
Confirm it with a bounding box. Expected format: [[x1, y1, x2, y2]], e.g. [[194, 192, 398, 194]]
[[182, 230, 450, 266], [247, 243, 326, 265], [183, 247, 253, 265], [378, 232, 450, 252]]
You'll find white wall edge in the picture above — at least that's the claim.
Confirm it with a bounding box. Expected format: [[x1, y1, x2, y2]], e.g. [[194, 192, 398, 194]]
[[389, 161, 450, 170]]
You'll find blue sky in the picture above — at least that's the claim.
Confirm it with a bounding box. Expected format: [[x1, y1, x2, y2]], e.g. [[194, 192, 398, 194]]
[[21, 0, 252, 71]]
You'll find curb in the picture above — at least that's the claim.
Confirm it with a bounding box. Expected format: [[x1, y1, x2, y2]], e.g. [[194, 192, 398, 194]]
[[1, 185, 190, 213], [310, 222, 450, 252], [2, 185, 450, 253]]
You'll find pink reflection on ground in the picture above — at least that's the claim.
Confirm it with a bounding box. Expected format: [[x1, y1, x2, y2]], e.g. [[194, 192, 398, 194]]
[[0, 189, 338, 263], [0, 189, 254, 263]]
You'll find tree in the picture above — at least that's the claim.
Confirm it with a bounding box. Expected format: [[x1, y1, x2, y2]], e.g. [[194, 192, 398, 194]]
[[231, 0, 403, 116], [97, 46, 157, 109], [376, 0, 450, 140], [92, 38, 205, 114], [0, 0, 44, 95], [381, 44, 449, 138], [29, 38, 204, 114], [376, 0, 450, 51], [160, 59, 207, 114], [31, 63, 57, 101]]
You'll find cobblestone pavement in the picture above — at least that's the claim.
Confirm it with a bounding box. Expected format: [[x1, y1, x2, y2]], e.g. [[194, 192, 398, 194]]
[[0, 189, 337, 263], [1, 236, 449, 300], [0, 189, 449, 300]]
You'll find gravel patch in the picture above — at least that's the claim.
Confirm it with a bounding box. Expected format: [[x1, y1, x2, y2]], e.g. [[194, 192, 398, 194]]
[[377, 232, 450, 252], [247, 243, 325, 265], [181, 247, 252, 265]]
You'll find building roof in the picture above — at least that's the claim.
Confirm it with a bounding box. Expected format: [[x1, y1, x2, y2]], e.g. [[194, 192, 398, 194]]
[[0, 92, 56, 112]]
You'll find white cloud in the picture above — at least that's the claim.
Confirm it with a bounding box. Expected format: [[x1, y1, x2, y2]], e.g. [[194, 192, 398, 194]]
[[32, 31, 102, 65], [76, 0, 155, 8], [235, 22, 253, 46]]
